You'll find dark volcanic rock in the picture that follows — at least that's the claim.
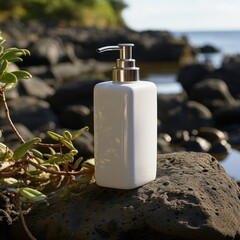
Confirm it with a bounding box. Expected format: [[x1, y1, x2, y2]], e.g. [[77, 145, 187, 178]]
[[18, 75, 54, 99], [3, 96, 58, 132], [208, 140, 232, 161], [160, 101, 213, 133], [67, 28, 188, 62], [73, 131, 94, 159], [199, 45, 219, 53], [214, 101, 240, 128], [24, 38, 65, 66], [182, 136, 211, 152], [2, 123, 35, 143], [1, 22, 193, 64], [49, 80, 101, 113], [196, 127, 228, 144], [177, 63, 213, 94], [189, 78, 236, 111], [60, 105, 94, 133], [157, 92, 187, 122], [207, 55, 240, 98], [10, 152, 240, 240]]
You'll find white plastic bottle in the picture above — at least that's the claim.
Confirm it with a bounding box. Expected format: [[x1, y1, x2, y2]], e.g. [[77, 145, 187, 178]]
[[94, 43, 157, 189]]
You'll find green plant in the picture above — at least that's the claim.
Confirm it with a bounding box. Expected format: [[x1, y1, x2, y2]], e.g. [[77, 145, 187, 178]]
[[0, 33, 94, 239], [0, 0, 127, 27]]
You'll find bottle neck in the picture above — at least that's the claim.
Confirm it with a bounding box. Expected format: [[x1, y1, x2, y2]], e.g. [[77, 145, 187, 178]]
[[113, 58, 139, 82]]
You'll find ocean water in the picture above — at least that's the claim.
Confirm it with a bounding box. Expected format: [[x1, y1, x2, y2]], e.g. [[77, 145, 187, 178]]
[[145, 30, 240, 93], [174, 31, 240, 54], [144, 31, 240, 181], [174, 30, 240, 67]]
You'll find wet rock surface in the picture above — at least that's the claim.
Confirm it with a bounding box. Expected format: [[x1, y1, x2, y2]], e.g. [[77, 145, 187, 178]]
[[9, 152, 240, 240]]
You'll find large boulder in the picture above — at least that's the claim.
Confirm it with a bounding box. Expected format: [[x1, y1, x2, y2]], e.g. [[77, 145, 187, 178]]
[[10, 152, 240, 240], [214, 101, 240, 129], [177, 63, 213, 94], [1, 96, 58, 132], [18, 75, 55, 99], [24, 38, 65, 66], [49, 80, 101, 113], [199, 44, 220, 54], [189, 78, 236, 111], [60, 104, 94, 133], [157, 92, 187, 122], [160, 101, 213, 133], [207, 55, 240, 98]]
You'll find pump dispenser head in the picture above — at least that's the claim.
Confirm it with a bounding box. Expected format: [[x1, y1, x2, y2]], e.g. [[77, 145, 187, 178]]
[[97, 43, 139, 82]]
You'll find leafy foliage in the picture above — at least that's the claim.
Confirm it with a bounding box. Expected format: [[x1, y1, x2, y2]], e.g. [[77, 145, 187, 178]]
[[0, 32, 95, 235], [0, 38, 31, 91], [0, 0, 127, 28]]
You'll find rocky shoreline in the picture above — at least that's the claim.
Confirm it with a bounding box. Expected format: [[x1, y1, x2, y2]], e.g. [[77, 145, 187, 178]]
[[0, 22, 239, 162], [0, 22, 240, 239], [1, 21, 193, 63]]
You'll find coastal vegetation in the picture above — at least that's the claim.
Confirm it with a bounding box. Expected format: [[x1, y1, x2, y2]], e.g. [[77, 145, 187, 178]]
[[0, 34, 94, 239], [0, 0, 127, 28]]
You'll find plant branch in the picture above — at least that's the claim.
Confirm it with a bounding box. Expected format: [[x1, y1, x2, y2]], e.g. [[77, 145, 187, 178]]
[[36, 142, 63, 148], [26, 158, 94, 176], [0, 165, 23, 177], [0, 89, 25, 144], [14, 195, 37, 240]]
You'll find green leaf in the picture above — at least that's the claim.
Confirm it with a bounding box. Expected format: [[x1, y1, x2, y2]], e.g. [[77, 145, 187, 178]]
[[72, 126, 89, 140], [26, 170, 43, 176], [47, 131, 63, 141], [48, 147, 56, 155], [46, 155, 63, 164], [77, 174, 93, 184], [0, 48, 30, 62], [82, 158, 95, 169], [0, 177, 18, 187], [63, 153, 74, 162], [8, 57, 23, 63], [0, 143, 13, 161], [73, 157, 83, 170], [0, 72, 17, 84], [60, 138, 75, 150], [22, 49, 31, 56], [30, 149, 43, 159], [59, 186, 71, 200], [0, 60, 8, 75], [62, 162, 69, 172], [19, 187, 46, 203], [0, 39, 6, 47], [11, 70, 32, 80], [70, 149, 78, 155], [1, 49, 22, 61], [0, 46, 4, 55], [13, 137, 41, 161], [63, 130, 72, 141], [3, 82, 17, 91]]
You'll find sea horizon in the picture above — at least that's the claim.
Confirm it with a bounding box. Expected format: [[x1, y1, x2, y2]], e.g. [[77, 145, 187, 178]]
[[144, 29, 240, 91]]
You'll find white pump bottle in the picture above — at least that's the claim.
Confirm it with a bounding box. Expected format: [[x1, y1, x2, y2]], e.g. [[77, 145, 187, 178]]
[[94, 43, 157, 189]]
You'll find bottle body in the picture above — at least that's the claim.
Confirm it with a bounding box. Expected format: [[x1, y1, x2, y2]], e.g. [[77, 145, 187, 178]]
[[94, 81, 157, 189]]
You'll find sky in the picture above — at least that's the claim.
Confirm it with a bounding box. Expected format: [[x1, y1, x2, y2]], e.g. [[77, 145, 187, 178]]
[[123, 0, 240, 31]]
